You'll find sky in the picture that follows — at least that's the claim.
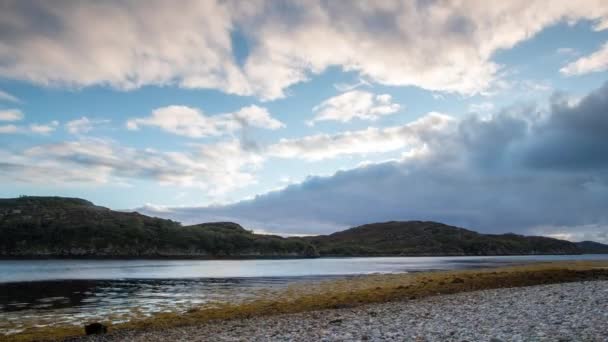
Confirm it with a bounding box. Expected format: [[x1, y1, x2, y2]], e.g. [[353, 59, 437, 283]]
[[0, 1, 608, 242]]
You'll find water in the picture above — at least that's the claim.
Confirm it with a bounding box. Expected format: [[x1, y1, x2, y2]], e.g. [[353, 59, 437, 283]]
[[2, 254, 607, 335]]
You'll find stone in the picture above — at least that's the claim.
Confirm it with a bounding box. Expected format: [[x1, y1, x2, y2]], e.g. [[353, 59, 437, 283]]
[[85, 322, 107, 335]]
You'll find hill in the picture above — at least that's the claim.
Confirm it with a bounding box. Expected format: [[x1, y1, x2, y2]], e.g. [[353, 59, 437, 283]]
[[0, 196, 317, 258], [0, 196, 594, 258], [576, 241, 608, 254], [306, 221, 582, 256]]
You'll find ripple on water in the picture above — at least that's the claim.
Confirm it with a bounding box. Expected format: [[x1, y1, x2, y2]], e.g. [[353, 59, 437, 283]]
[[0, 277, 289, 335]]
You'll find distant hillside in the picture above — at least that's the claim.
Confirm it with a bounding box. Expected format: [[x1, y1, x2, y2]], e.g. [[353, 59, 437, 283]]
[[306, 221, 582, 256], [0, 197, 595, 258], [576, 241, 608, 254], [0, 196, 317, 258]]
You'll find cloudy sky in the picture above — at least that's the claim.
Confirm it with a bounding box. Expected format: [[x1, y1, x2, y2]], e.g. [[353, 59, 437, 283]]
[[1, 1, 607, 242]]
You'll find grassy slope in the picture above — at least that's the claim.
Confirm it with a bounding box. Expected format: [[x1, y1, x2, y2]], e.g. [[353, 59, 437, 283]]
[[7, 261, 608, 341]]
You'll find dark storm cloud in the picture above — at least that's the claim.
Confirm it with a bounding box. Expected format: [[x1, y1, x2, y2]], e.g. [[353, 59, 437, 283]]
[[520, 84, 608, 170], [140, 83, 608, 241]]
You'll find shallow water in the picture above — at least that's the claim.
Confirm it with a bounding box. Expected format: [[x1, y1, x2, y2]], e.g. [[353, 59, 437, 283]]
[[1, 254, 607, 335]]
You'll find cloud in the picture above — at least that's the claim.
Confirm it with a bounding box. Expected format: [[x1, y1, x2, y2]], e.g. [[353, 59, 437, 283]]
[[126, 105, 284, 138], [10, 110, 448, 193], [0, 1, 251, 95], [0, 110, 59, 135], [1, 1, 608, 100], [0, 124, 19, 134], [556, 47, 578, 56], [309, 90, 401, 125], [0, 138, 263, 195], [530, 224, 608, 244], [239, 0, 608, 99], [139, 82, 608, 240], [270, 113, 452, 161], [65, 116, 109, 135], [333, 78, 371, 92], [0, 109, 23, 121], [560, 42, 608, 75], [0, 90, 20, 103], [468, 102, 495, 113], [29, 121, 59, 134]]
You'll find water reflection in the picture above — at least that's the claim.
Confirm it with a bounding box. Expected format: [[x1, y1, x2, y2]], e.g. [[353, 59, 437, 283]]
[[0, 276, 330, 334]]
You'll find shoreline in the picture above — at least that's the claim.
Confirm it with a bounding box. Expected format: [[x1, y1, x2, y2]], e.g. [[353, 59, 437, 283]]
[[73, 280, 608, 341], [2, 252, 606, 261], [5, 261, 608, 341]]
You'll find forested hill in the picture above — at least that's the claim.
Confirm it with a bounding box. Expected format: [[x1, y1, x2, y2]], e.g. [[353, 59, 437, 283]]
[[575, 241, 608, 254], [0, 196, 317, 258], [0, 197, 603, 258], [305, 221, 584, 256]]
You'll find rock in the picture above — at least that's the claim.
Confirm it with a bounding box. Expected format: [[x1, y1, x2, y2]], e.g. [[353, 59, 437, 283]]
[[85, 322, 107, 335]]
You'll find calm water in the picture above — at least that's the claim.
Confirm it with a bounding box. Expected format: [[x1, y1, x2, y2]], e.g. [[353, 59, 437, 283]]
[[2, 254, 608, 335]]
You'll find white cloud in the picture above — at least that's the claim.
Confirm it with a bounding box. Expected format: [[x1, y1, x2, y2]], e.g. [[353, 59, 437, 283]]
[[333, 78, 371, 92], [1, 1, 608, 100], [0, 124, 19, 134], [239, 1, 608, 99], [0, 114, 59, 135], [1, 138, 262, 196], [0, 109, 23, 121], [531, 224, 608, 244], [0, 1, 250, 96], [309, 90, 401, 125], [520, 80, 552, 92], [127, 105, 284, 138], [65, 117, 109, 135], [556, 47, 578, 56], [270, 112, 453, 160], [232, 105, 285, 130], [29, 121, 59, 134], [560, 42, 608, 75], [0, 90, 20, 103], [468, 102, 495, 113]]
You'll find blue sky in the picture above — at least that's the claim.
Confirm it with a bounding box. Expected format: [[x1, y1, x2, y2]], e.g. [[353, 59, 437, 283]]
[[1, 1, 608, 241]]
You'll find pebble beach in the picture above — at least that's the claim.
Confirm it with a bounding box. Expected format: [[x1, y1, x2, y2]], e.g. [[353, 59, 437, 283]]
[[76, 280, 608, 342]]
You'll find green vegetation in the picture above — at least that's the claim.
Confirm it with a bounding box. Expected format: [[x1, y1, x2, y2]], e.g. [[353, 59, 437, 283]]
[[8, 261, 608, 341], [306, 221, 583, 256], [0, 196, 602, 258], [0, 196, 317, 258]]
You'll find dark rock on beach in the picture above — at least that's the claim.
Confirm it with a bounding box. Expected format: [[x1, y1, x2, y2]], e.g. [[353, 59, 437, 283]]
[[84, 323, 107, 335]]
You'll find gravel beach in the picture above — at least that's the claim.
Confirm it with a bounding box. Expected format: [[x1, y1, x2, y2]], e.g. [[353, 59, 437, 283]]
[[76, 280, 608, 342]]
